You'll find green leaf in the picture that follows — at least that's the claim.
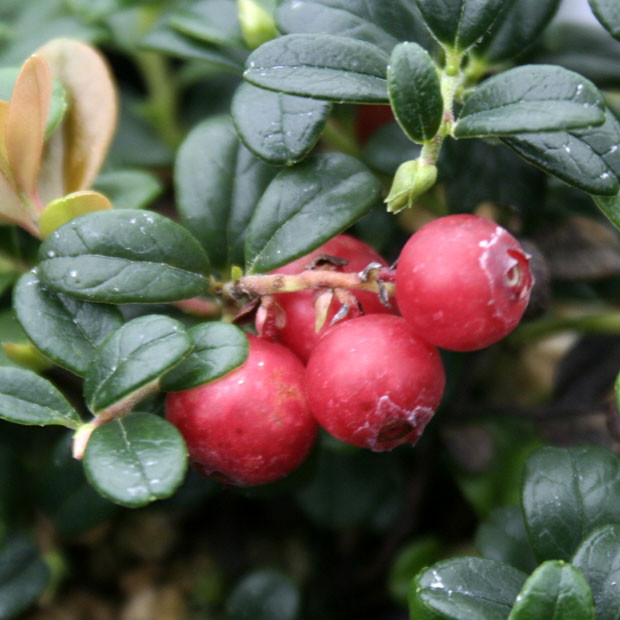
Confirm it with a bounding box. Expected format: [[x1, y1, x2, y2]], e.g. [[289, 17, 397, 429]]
[[93, 169, 163, 210], [522, 445, 620, 563], [0, 534, 49, 619], [84, 315, 192, 415], [160, 322, 248, 392], [475, 506, 537, 573], [244, 33, 389, 103], [232, 82, 331, 165], [387, 42, 443, 144], [363, 122, 421, 175], [38, 210, 210, 304], [13, 269, 124, 376], [589, 0, 620, 41], [473, 0, 561, 64], [175, 116, 278, 270], [83, 412, 188, 507], [572, 525, 620, 620], [508, 561, 594, 620], [455, 65, 605, 138], [227, 569, 300, 620], [0, 310, 27, 369], [245, 152, 382, 273], [169, 0, 245, 49], [410, 558, 527, 620], [0, 367, 80, 428], [415, 0, 506, 51], [594, 193, 620, 232]]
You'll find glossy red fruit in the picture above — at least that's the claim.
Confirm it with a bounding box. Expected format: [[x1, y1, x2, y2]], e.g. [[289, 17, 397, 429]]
[[305, 314, 445, 451], [395, 214, 533, 352], [165, 335, 317, 486], [271, 234, 394, 363]]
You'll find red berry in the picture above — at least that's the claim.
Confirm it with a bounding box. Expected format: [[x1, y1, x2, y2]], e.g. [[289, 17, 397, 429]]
[[271, 234, 394, 362], [395, 214, 533, 352], [354, 104, 395, 144], [305, 314, 445, 451], [165, 335, 317, 486]]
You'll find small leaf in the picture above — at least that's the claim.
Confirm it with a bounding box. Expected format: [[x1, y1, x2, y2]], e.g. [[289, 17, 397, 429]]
[[521, 445, 620, 563], [232, 82, 331, 165], [245, 152, 382, 273], [572, 524, 620, 620], [13, 269, 123, 376], [38, 190, 113, 238], [415, 0, 506, 51], [175, 116, 277, 270], [0, 366, 80, 428], [388, 42, 443, 144], [2, 343, 53, 374], [84, 315, 192, 415], [410, 557, 527, 620], [589, 0, 620, 41], [93, 169, 163, 210], [38, 210, 210, 303], [83, 412, 188, 507], [244, 33, 390, 103], [508, 561, 594, 620], [161, 322, 249, 392], [0, 534, 49, 619], [594, 193, 620, 232], [455, 65, 605, 138]]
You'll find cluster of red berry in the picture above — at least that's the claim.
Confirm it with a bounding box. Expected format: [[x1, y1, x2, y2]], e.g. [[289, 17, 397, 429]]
[[166, 215, 533, 486]]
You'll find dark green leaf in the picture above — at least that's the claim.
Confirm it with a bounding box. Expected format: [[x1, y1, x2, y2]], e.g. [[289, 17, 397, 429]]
[[508, 561, 594, 620], [161, 322, 248, 392], [13, 269, 124, 376], [589, 0, 620, 41], [245, 152, 382, 273], [227, 569, 300, 620], [415, 0, 506, 51], [0, 534, 49, 619], [476, 506, 537, 573], [387, 42, 443, 144], [572, 525, 620, 620], [473, 0, 561, 63], [38, 210, 210, 304], [175, 116, 278, 270], [410, 558, 527, 620], [232, 82, 331, 165], [594, 193, 620, 232], [93, 169, 163, 210], [83, 412, 188, 507], [244, 34, 389, 103], [522, 445, 620, 563], [455, 65, 605, 138], [0, 367, 80, 428], [363, 122, 421, 175], [84, 315, 192, 415], [0, 310, 27, 369]]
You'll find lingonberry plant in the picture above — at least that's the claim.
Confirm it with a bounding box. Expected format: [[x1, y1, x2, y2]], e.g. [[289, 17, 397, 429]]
[[0, 0, 619, 618]]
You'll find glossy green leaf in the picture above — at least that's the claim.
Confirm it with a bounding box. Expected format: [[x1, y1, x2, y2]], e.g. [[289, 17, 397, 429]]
[[0, 367, 80, 428], [415, 0, 506, 51], [508, 561, 594, 620], [410, 558, 527, 620], [84, 315, 192, 415], [232, 82, 331, 165], [13, 269, 123, 376], [93, 169, 163, 210], [83, 412, 188, 507], [38, 210, 210, 303], [455, 65, 605, 138], [227, 570, 300, 620], [0, 534, 49, 619], [387, 42, 442, 144], [161, 322, 248, 392], [572, 525, 620, 620], [245, 152, 382, 273], [475, 506, 537, 573], [589, 0, 620, 41], [522, 445, 620, 563], [175, 116, 278, 270], [473, 0, 561, 63], [244, 33, 390, 103]]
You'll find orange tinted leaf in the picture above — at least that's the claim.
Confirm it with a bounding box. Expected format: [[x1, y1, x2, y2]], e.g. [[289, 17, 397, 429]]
[[0, 100, 13, 185]]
